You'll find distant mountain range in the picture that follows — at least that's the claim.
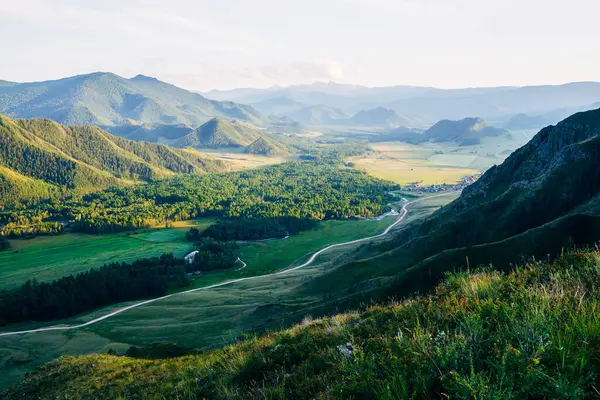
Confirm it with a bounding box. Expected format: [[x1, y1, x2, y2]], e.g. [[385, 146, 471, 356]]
[[0, 114, 227, 206], [346, 107, 408, 128], [284, 104, 349, 125], [250, 97, 307, 116], [206, 81, 600, 127], [0, 72, 275, 129]]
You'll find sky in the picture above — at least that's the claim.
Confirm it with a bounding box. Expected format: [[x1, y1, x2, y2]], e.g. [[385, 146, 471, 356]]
[[1, 0, 599, 91]]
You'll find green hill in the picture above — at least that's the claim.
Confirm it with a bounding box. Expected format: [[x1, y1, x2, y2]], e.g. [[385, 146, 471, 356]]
[[5, 249, 600, 399], [245, 136, 290, 156], [0, 72, 270, 129], [0, 114, 227, 206], [173, 117, 264, 148], [173, 117, 294, 154]]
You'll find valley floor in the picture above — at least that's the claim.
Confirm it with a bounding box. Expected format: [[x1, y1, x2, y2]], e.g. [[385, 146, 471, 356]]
[[0, 193, 456, 390]]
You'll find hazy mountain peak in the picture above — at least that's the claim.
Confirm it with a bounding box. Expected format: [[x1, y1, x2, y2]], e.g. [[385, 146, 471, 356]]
[[423, 117, 508, 145]]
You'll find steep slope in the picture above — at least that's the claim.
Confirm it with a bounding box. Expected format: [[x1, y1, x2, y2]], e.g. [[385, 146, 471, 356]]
[[0, 114, 227, 205], [284, 104, 348, 125], [0, 72, 270, 129]]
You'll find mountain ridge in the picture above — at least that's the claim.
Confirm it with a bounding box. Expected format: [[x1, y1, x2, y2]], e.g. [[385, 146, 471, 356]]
[[0, 72, 272, 129]]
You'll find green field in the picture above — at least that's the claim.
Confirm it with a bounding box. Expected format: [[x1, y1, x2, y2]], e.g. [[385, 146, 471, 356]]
[[0, 218, 216, 291], [0, 193, 458, 391]]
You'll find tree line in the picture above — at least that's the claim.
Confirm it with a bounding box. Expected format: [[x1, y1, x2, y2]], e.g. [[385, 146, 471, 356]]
[[0, 254, 189, 326], [0, 221, 63, 238]]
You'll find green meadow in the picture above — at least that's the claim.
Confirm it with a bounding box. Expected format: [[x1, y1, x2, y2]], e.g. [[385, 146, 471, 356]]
[[0, 193, 458, 391]]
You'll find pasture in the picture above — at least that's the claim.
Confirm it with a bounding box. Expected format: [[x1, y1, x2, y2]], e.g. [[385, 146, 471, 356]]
[[0, 192, 459, 391], [0, 218, 216, 291]]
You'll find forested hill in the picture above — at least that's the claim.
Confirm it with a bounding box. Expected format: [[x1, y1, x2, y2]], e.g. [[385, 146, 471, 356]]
[[174, 117, 264, 148], [0, 72, 271, 128], [0, 114, 227, 207]]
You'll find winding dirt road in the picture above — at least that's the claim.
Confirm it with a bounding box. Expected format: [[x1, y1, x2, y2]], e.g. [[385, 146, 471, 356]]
[[0, 192, 455, 338]]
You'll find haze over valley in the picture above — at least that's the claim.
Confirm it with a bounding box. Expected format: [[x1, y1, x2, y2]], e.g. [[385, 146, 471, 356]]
[[2, 1, 600, 398]]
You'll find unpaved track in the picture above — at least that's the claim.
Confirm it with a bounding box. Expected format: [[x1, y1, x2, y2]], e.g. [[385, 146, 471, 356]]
[[0, 193, 455, 337]]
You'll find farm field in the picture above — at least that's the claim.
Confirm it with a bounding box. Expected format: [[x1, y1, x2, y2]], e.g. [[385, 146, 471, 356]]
[[0, 218, 216, 291], [351, 134, 534, 185], [0, 192, 459, 390]]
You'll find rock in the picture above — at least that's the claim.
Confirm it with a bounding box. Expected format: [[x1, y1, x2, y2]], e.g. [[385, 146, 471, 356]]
[[337, 342, 354, 359]]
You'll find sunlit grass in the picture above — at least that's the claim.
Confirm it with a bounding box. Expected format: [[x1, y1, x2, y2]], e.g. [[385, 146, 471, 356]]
[[8, 249, 600, 399]]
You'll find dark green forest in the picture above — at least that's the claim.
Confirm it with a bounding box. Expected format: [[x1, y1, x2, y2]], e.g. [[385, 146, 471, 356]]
[[0, 254, 189, 326], [199, 216, 318, 241], [1, 161, 396, 236]]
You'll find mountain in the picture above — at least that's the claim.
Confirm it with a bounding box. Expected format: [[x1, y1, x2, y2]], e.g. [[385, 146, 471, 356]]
[[311, 107, 600, 307], [284, 104, 349, 125], [504, 113, 560, 130], [0, 114, 227, 206], [0, 72, 271, 129], [172, 117, 265, 148], [346, 107, 407, 128], [207, 81, 600, 126], [250, 97, 307, 116], [384, 117, 509, 146], [205, 81, 443, 107], [245, 136, 290, 156], [422, 117, 509, 145], [107, 123, 194, 143], [385, 82, 600, 122]]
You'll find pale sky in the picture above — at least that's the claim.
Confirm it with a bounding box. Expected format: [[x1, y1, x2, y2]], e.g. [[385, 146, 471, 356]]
[[1, 0, 599, 91]]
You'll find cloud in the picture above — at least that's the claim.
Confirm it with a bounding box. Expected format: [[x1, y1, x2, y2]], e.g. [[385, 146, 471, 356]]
[[249, 62, 346, 86]]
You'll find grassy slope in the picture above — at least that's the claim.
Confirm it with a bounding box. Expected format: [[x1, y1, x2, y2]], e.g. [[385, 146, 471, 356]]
[[6, 249, 600, 399]]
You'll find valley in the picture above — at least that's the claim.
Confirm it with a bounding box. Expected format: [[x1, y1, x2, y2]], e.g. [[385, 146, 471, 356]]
[[0, 192, 456, 389], [0, 54, 600, 399]]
